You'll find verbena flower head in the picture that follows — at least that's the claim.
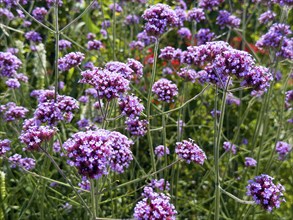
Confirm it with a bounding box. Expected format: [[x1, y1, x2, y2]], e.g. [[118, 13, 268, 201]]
[[276, 141, 292, 160], [0, 8, 14, 20], [80, 67, 130, 100], [108, 131, 134, 173], [109, 3, 123, 12], [174, 8, 187, 27], [163, 67, 173, 75], [246, 174, 285, 212], [199, 0, 224, 10], [59, 39, 72, 50], [0, 139, 11, 156], [0, 52, 22, 77], [223, 141, 237, 154], [78, 177, 91, 191], [187, 8, 206, 23], [177, 27, 191, 39], [159, 46, 176, 60], [134, 184, 177, 219], [105, 61, 134, 80], [58, 52, 85, 71], [216, 10, 241, 29], [285, 90, 293, 109], [126, 58, 144, 78], [125, 117, 148, 137], [25, 31, 42, 43], [9, 154, 36, 170], [175, 139, 206, 164], [152, 78, 178, 103], [87, 40, 103, 50], [20, 124, 56, 151], [118, 94, 144, 118], [272, 0, 293, 6], [1, 102, 29, 122], [258, 11, 276, 24], [6, 78, 20, 89], [245, 157, 257, 167], [154, 145, 170, 158], [177, 67, 197, 82], [125, 14, 140, 25], [32, 7, 48, 21], [196, 28, 215, 45], [142, 3, 178, 37], [226, 93, 241, 106]]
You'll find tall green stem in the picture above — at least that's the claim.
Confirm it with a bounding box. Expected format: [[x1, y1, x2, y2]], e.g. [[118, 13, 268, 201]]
[[146, 39, 159, 174], [54, 1, 59, 100], [90, 180, 97, 220]]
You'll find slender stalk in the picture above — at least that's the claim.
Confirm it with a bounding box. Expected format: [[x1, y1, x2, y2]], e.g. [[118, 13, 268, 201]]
[[112, 0, 117, 60], [220, 187, 255, 205], [214, 79, 230, 220], [146, 38, 159, 175], [90, 180, 97, 220], [54, 2, 59, 100]]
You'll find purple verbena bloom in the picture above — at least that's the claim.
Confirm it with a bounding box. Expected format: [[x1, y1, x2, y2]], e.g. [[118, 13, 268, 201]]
[[137, 30, 156, 45], [272, 0, 293, 6], [125, 14, 140, 25], [118, 95, 144, 118], [196, 28, 215, 45], [85, 88, 98, 98], [46, 0, 63, 7], [59, 39, 72, 50], [25, 31, 42, 43], [154, 145, 170, 158], [78, 177, 91, 190], [0, 8, 14, 20], [77, 118, 90, 129], [1, 102, 29, 121], [187, 8, 206, 23], [276, 141, 292, 160], [105, 61, 134, 80], [210, 109, 221, 118], [0, 0, 28, 7], [53, 141, 61, 153], [100, 29, 107, 38], [216, 10, 241, 29], [0, 139, 11, 156], [15, 73, 28, 83], [84, 62, 95, 70], [109, 3, 123, 12], [20, 125, 56, 151], [163, 67, 173, 75], [175, 139, 206, 164], [159, 46, 175, 60], [9, 154, 36, 170], [245, 157, 257, 167], [80, 67, 130, 100], [149, 179, 170, 191], [178, 27, 192, 39], [152, 78, 178, 103], [174, 8, 187, 27], [6, 47, 19, 55], [78, 95, 88, 104], [101, 20, 111, 29], [23, 20, 32, 27], [223, 141, 237, 154], [6, 78, 20, 89], [125, 117, 148, 137], [258, 11, 276, 24], [32, 7, 48, 21], [58, 52, 85, 71], [177, 67, 197, 82], [0, 52, 22, 77], [129, 41, 145, 50], [142, 3, 179, 37], [199, 0, 224, 10], [226, 93, 241, 106], [108, 131, 134, 173], [246, 174, 285, 212], [87, 32, 96, 40], [87, 40, 103, 50], [285, 90, 293, 109], [127, 58, 144, 78]]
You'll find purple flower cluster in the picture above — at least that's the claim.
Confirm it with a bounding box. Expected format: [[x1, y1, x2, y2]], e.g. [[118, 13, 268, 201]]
[[246, 174, 285, 212], [245, 157, 257, 167], [6, 78, 20, 89], [272, 0, 293, 6], [80, 67, 130, 100], [177, 27, 191, 39], [174, 8, 187, 27], [223, 141, 237, 154], [285, 90, 293, 109], [199, 0, 224, 10], [216, 10, 241, 29], [125, 15, 140, 25], [78, 177, 91, 191], [109, 3, 123, 12], [63, 129, 133, 178], [0, 8, 14, 20], [59, 39, 72, 50], [256, 23, 292, 60], [258, 11, 276, 24], [0, 52, 22, 77], [276, 141, 292, 160], [105, 61, 134, 80], [125, 117, 148, 137], [127, 58, 144, 78], [46, 0, 63, 7], [196, 28, 215, 45], [177, 67, 197, 82], [24, 31, 42, 43], [175, 139, 206, 164], [0, 102, 29, 122], [134, 182, 177, 219], [154, 145, 170, 158], [152, 78, 178, 103], [58, 52, 85, 71], [19, 122, 56, 151], [9, 154, 36, 170], [148, 179, 170, 191], [32, 7, 48, 21], [159, 46, 176, 60], [0, 0, 28, 7], [142, 3, 178, 37], [226, 93, 241, 106], [118, 95, 144, 118], [0, 139, 11, 156], [87, 40, 103, 51], [187, 8, 206, 23]]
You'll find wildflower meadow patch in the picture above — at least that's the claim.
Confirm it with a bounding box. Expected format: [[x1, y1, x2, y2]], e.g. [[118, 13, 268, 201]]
[[0, 0, 292, 219]]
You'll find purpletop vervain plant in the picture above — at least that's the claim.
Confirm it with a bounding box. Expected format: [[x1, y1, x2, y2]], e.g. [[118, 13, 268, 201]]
[[216, 10, 241, 29], [118, 94, 144, 118], [245, 157, 257, 167], [154, 145, 170, 158], [0, 139, 11, 156], [125, 117, 148, 137], [187, 8, 206, 23], [152, 78, 178, 103], [0, 52, 22, 77], [58, 52, 85, 71], [276, 141, 292, 160], [199, 0, 224, 10]]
